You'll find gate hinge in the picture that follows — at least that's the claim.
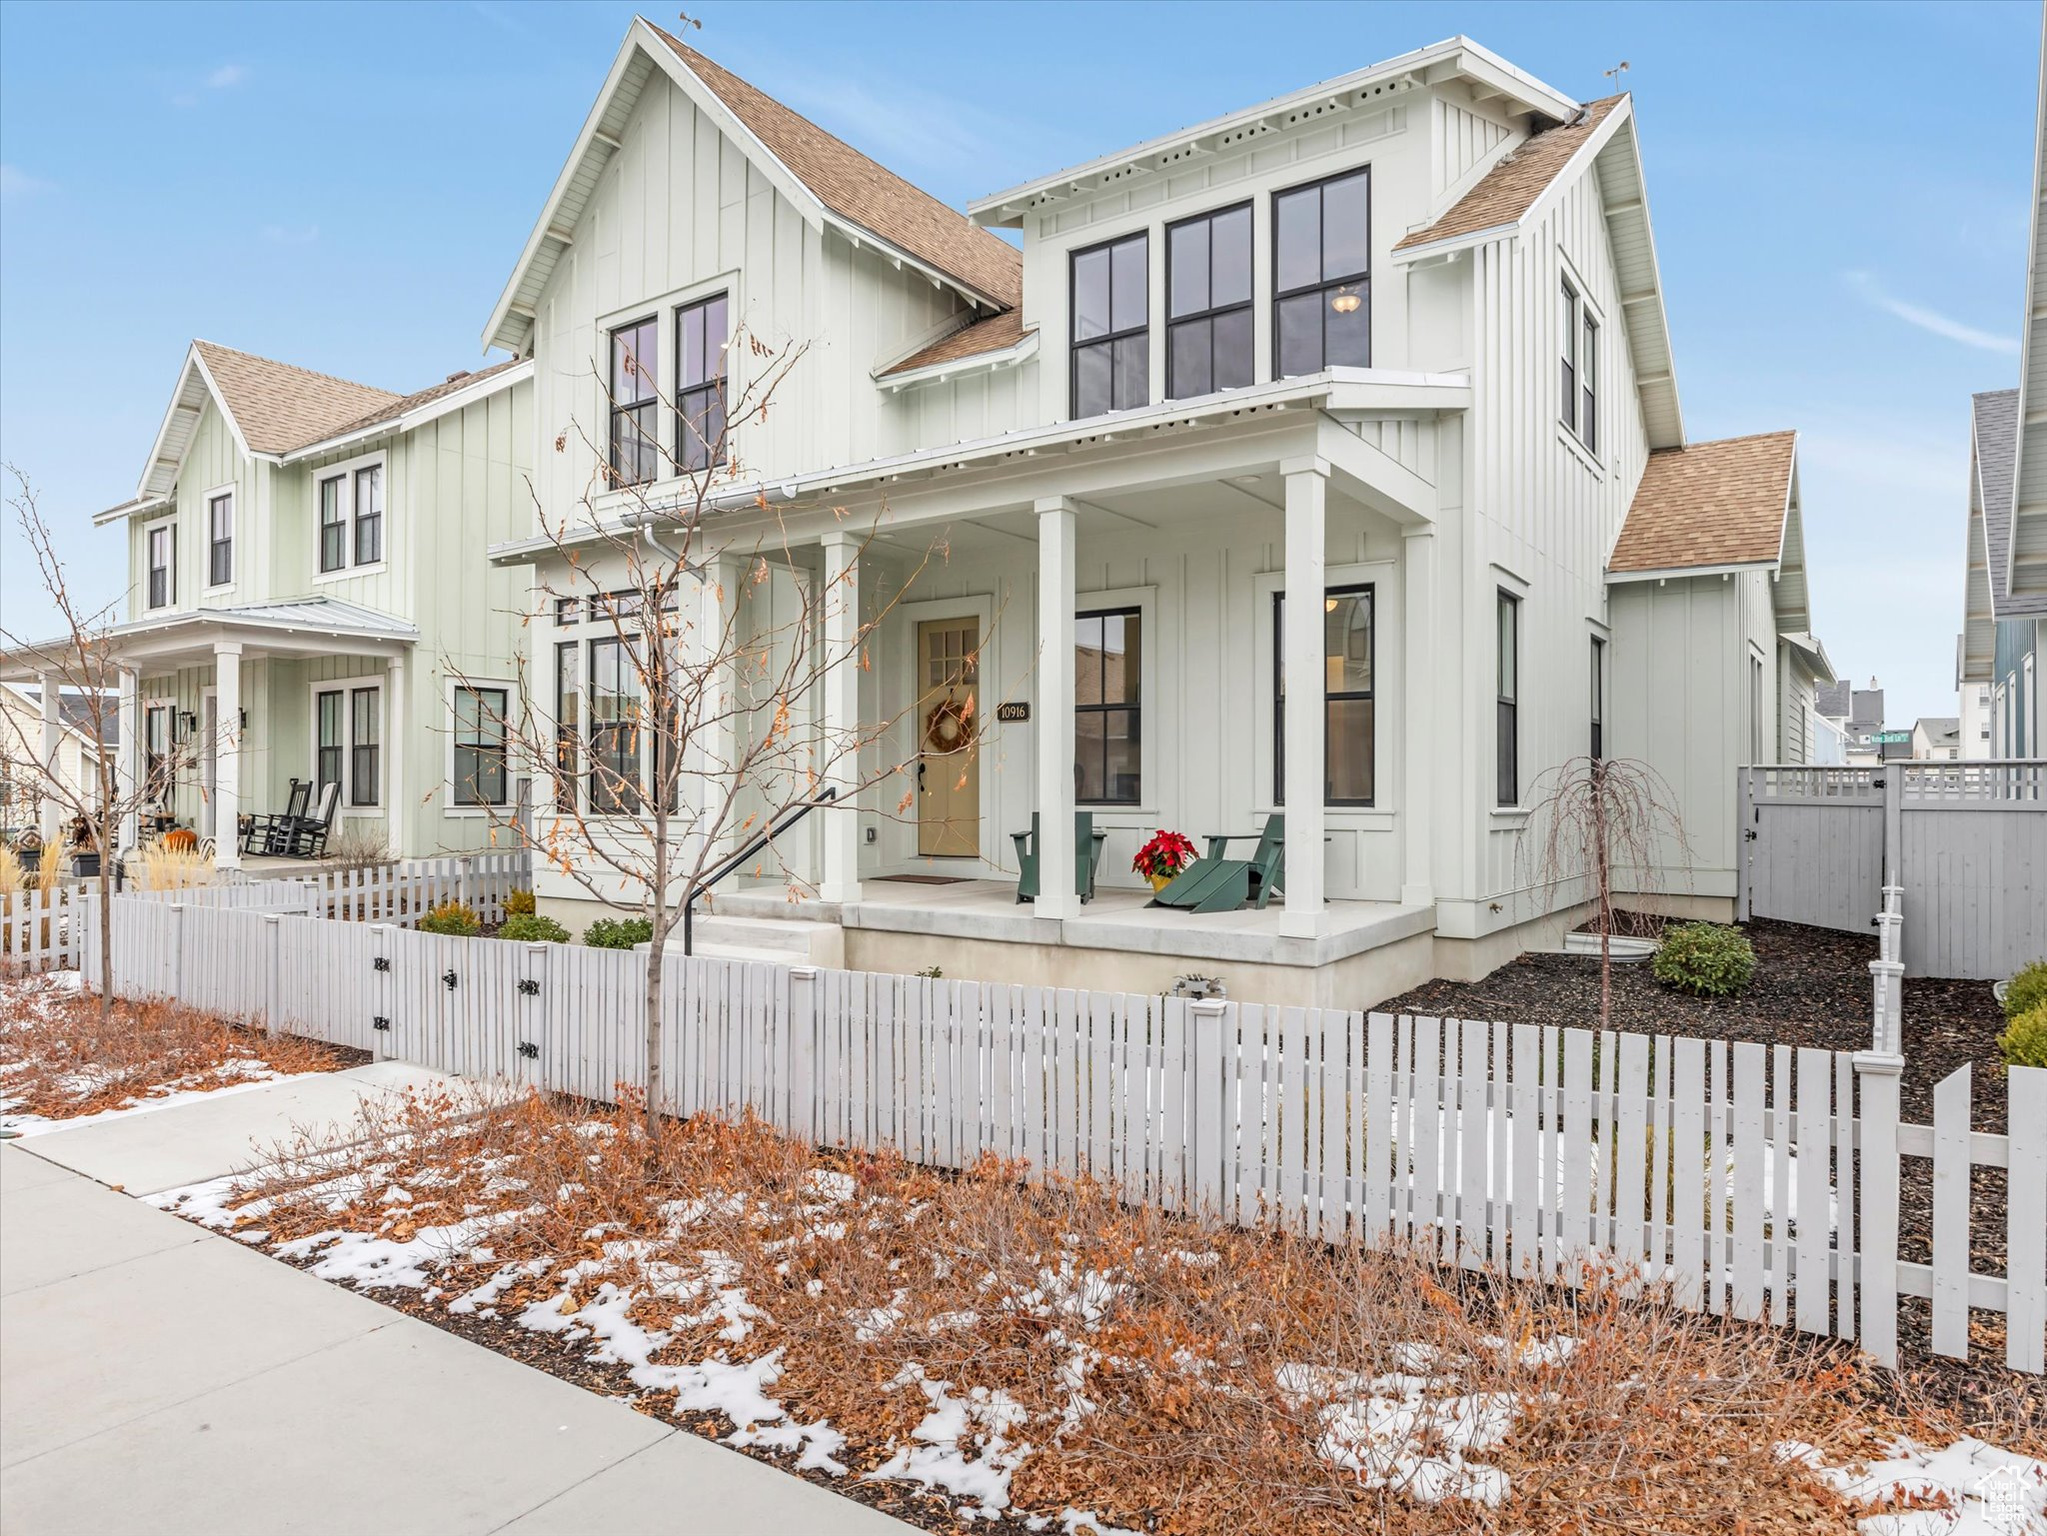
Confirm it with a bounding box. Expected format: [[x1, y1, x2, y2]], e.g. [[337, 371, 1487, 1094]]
[[441, 970, 458, 990], [517, 978, 540, 997], [1744, 828, 1757, 841], [516, 1041, 540, 1060], [372, 1016, 391, 1032], [372, 956, 390, 972]]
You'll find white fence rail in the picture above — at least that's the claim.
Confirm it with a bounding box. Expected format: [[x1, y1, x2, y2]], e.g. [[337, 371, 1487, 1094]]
[[0, 888, 73, 973], [78, 895, 2047, 1376]]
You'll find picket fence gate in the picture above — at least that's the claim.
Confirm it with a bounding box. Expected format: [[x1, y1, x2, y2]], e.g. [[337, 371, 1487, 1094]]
[[78, 895, 2047, 1376]]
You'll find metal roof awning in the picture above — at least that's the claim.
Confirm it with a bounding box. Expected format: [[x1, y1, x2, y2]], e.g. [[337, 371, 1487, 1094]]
[[0, 597, 418, 681]]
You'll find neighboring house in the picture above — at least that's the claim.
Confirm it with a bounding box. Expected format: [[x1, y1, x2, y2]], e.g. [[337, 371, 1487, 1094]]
[[0, 341, 534, 866], [1911, 716, 1962, 760], [478, 20, 1830, 1005], [0, 686, 114, 845], [1956, 639, 1994, 758]]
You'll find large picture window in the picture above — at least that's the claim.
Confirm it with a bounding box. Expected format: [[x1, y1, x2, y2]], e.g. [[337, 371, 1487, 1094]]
[[207, 492, 233, 587], [608, 317, 659, 487], [1273, 585, 1374, 806], [1074, 607, 1142, 804], [586, 636, 643, 814], [1274, 167, 1370, 376], [146, 523, 174, 609], [1497, 591, 1520, 806], [1070, 231, 1148, 418], [675, 292, 729, 473], [1166, 204, 1253, 399], [453, 685, 509, 808]]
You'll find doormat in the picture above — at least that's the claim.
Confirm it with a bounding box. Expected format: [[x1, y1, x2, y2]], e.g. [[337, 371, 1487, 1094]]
[[872, 874, 972, 885]]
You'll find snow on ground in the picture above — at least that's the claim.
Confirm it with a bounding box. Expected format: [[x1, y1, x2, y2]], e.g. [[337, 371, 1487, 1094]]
[[1, 1059, 304, 1137], [1780, 1437, 2047, 1535]]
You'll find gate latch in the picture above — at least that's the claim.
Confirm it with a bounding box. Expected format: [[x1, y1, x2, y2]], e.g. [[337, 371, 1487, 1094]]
[[517, 979, 541, 997], [372, 1016, 392, 1032], [372, 956, 390, 973], [441, 970, 458, 991], [516, 1041, 540, 1060]]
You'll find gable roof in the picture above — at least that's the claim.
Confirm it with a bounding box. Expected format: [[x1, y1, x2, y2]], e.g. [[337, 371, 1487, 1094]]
[[485, 19, 1019, 354], [1394, 95, 1626, 251], [878, 311, 1033, 381], [1608, 430, 1798, 576], [192, 341, 401, 457]]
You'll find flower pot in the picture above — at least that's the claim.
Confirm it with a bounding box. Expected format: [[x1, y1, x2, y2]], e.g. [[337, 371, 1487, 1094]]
[[1148, 871, 1174, 892]]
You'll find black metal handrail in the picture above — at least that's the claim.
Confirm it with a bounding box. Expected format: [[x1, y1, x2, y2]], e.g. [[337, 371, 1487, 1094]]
[[681, 786, 837, 956]]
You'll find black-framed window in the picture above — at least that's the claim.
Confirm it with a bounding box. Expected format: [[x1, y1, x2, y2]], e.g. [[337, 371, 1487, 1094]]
[[1070, 231, 1148, 418], [1166, 204, 1253, 399], [608, 317, 659, 487], [349, 686, 380, 807], [1273, 584, 1374, 807], [1074, 607, 1142, 804], [146, 523, 174, 609], [586, 636, 642, 814], [1497, 590, 1520, 806], [554, 595, 580, 625], [318, 475, 347, 573], [1274, 167, 1370, 376], [315, 689, 344, 800], [1580, 307, 1599, 453], [1562, 280, 1598, 453], [676, 292, 729, 473], [453, 685, 509, 807], [144, 705, 171, 804], [353, 463, 383, 566], [1590, 635, 1606, 761], [207, 493, 233, 587], [1561, 280, 1578, 437], [554, 640, 581, 813]]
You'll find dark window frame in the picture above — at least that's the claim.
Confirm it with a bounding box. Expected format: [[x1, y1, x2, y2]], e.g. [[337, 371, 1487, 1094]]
[[352, 462, 383, 567], [674, 291, 730, 474], [607, 316, 660, 488], [1068, 230, 1150, 419], [1590, 634, 1606, 761], [453, 684, 510, 808], [318, 474, 347, 573], [554, 640, 581, 813], [1560, 278, 1579, 436], [1073, 605, 1143, 806], [1497, 590, 1520, 807], [1272, 166, 1372, 378], [1561, 278, 1599, 453], [585, 634, 643, 816], [315, 689, 344, 802], [144, 704, 171, 804], [1273, 582, 1376, 808], [1165, 202, 1254, 400], [349, 686, 380, 807], [146, 522, 174, 609], [207, 492, 233, 587]]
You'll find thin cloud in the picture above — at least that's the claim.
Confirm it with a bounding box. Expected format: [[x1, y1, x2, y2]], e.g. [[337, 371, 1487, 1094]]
[[206, 63, 247, 90], [260, 223, 319, 246], [0, 164, 51, 202], [1845, 270, 2018, 354]]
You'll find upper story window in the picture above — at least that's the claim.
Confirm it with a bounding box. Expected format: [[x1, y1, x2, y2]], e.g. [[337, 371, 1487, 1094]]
[[146, 521, 175, 609], [1274, 167, 1370, 376], [1166, 204, 1253, 399], [1074, 607, 1142, 805], [1561, 279, 1598, 453], [318, 458, 385, 575], [609, 317, 660, 487], [675, 293, 729, 473], [1070, 231, 1148, 418], [206, 492, 233, 587]]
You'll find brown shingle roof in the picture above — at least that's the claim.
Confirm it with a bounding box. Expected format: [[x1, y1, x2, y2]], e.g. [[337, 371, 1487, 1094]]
[[647, 24, 1022, 308], [192, 341, 401, 457], [318, 357, 526, 444], [1394, 95, 1626, 251], [880, 311, 1032, 378], [1609, 431, 1797, 574]]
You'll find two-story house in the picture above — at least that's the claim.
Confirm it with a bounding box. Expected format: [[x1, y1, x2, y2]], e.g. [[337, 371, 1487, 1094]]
[[484, 20, 1832, 1005], [3, 340, 534, 866]]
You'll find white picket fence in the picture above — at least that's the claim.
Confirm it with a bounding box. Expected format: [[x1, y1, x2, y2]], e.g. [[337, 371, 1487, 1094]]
[[78, 895, 2047, 1375], [0, 887, 72, 974]]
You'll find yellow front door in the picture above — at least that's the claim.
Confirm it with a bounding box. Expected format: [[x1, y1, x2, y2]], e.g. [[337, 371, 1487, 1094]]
[[916, 617, 981, 857]]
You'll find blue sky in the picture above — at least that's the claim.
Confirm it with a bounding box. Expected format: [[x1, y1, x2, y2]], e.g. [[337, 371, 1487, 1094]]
[[0, 0, 2037, 724]]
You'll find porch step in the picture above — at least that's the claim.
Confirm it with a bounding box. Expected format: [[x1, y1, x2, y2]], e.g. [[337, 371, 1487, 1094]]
[[668, 913, 844, 969], [686, 942, 822, 968]]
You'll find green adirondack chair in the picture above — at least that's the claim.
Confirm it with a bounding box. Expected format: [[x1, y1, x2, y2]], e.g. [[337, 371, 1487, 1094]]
[[1012, 812, 1107, 903], [1150, 813, 1286, 913]]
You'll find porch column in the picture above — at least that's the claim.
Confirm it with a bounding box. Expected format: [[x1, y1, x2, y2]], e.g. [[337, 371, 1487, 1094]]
[[36, 671, 60, 845], [819, 530, 862, 904], [1400, 525, 1436, 907], [1035, 496, 1080, 920], [699, 554, 743, 836], [1281, 458, 1327, 937], [213, 643, 241, 870], [117, 668, 139, 853], [385, 652, 409, 857]]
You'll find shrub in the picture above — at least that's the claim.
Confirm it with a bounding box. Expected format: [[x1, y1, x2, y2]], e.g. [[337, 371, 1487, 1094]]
[[419, 900, 481, 937], [1651, 921, 1755, 998], [2000, 1002, 2047, 1071], [585, 916, 653, 949], [504, 887, 537, 918], [499, 913, 569, 944], [2000, 958, 2047, 1019]]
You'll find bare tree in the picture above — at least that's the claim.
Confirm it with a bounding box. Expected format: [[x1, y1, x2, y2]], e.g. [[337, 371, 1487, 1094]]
[[1521, 754, 1693, 1030], [454, 322, 960, 1134], [0, 468, 220, 1015]]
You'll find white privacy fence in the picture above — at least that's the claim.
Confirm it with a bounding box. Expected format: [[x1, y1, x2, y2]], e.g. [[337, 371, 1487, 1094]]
[[82, 895, 2047, 1376]]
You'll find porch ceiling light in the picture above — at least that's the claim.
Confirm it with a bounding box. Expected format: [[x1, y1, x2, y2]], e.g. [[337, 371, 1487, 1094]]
[[1330, 285, 1362, 314]]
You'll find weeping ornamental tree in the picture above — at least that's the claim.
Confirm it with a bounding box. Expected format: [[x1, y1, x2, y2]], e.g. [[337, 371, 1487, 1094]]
[[1522, 754, 1692, 1030]]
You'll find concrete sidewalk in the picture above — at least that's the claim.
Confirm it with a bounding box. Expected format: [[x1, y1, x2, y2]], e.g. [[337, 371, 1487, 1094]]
[[0, 1082, 914, 1535]]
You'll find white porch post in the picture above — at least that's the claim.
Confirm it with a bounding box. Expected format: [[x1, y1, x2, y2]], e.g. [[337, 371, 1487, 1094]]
[[36, 671, 60, 846], [1400, 525, 1436, 907], [699, 554, 742, 832], [1035, 496, 1079, 920], [1281, 458, 1328, 937], [385, 653, 409, 858], [819, 530, 862, 904], [213, 643, 241, 870], [117, 668, 139, 853]]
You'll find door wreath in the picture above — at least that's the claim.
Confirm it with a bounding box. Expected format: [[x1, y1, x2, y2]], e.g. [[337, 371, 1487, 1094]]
[[923, 696, 974, 752]]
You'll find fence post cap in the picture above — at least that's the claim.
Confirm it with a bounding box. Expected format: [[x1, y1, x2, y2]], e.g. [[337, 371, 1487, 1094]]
[[1188, 998, 1230, 1016], [1852, 1050, 1906, 1075], [788, 964, 819, 980]]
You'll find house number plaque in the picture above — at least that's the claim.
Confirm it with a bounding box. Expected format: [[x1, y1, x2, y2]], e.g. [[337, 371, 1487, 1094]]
[[996, 702, 1030, 723]]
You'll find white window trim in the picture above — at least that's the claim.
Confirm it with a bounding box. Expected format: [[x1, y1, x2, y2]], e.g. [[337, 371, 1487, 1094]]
[[200, 481, 237, 594], [142, 513, 177, 611], [444, 677, 515, 816], [308, 678, 384, 815], [311, 449, 389, 584], [1071, 583, 1158, 818]]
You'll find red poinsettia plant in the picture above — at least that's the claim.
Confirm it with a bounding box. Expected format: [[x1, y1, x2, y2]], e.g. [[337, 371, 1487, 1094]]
[[1132, 829, 1199, 883]]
